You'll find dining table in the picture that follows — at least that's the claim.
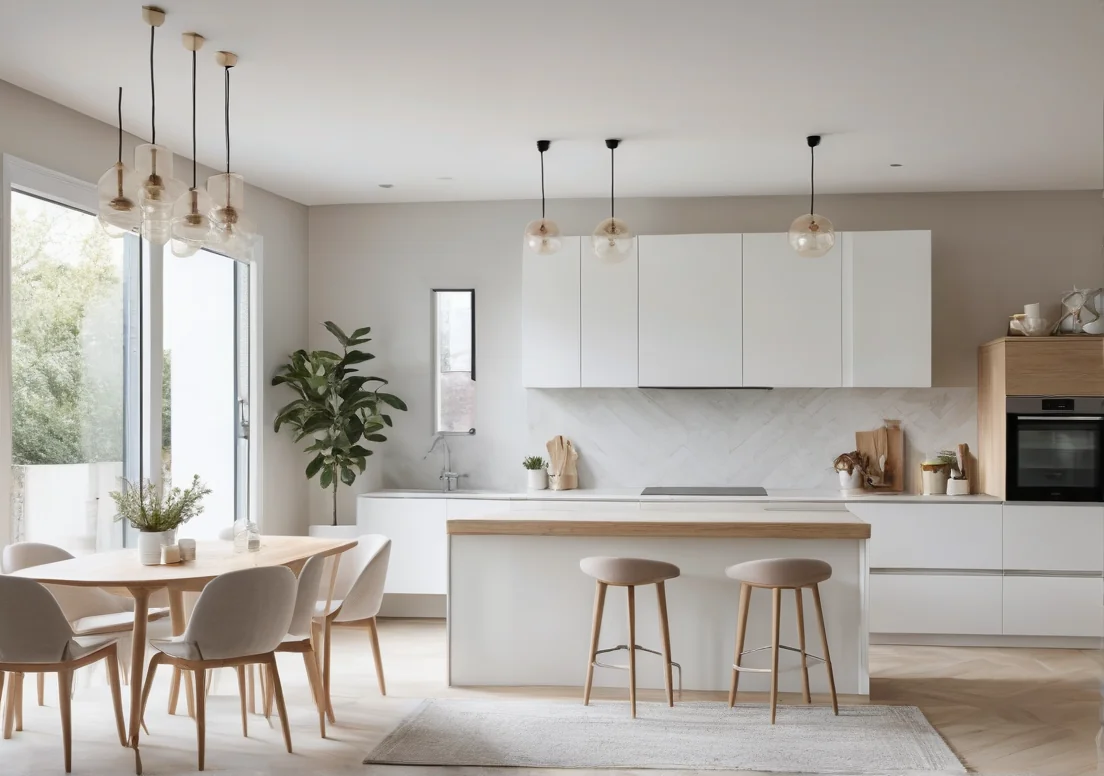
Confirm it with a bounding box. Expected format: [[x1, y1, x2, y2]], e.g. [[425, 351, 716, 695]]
[[10, 535, 358, 774]]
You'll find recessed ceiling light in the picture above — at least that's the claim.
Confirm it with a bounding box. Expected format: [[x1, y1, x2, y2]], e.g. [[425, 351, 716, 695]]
[[378, 183, 394, 188], [890, 163, 903, 168]]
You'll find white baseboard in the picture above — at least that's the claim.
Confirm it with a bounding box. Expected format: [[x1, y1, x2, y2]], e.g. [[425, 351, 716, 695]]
[[872, 633, 1103, 649], [378, 593, 446, 619]]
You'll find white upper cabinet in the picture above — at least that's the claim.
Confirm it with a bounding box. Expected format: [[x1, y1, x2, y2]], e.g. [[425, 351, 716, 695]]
[[580, 239, 638, 387], [521, 237, 581, 388], [742, 232, 843, 387], [843, 230, 932, 387], [638, 234, 743, 387]]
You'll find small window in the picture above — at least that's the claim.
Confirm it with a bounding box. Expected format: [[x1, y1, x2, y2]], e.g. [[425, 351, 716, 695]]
[[433, 289, 475, 434]]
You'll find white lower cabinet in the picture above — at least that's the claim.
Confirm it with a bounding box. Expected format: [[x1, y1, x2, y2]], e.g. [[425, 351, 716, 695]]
[[849, 503, 1002, 570], [1002, 576, 1104, 638], [869, 574, 1003, 635], [357, 497, 447, 595], [1002, 504, 1104, 572]]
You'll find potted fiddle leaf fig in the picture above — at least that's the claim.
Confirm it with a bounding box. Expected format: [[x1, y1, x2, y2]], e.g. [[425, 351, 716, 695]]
[[272, 322, 407, 529]]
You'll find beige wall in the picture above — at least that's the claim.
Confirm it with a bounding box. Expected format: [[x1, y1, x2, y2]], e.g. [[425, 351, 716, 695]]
[[309, 191, 1102, 519], [0, 79, 310, 537]]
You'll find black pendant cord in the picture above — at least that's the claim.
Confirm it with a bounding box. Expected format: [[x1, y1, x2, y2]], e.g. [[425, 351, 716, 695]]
[[224, 66, 231, 176], [540, 148, 546, 219], [116, 87, 123, 164], [149, 24, 156, 144], [809, 143, 815, 216], [190, 50, 197, 189], [610, 145, 615, 219]]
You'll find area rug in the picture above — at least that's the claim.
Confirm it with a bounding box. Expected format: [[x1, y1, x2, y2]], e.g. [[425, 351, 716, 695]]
[[364, 700, 965, 774]]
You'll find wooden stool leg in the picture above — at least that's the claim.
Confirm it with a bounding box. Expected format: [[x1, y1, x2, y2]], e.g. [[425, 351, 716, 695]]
[[655, 581, 673, 707], [582, 581, 607, 706], [769, 587, 781, 725], [728, 583, 751, 707], [626, 585, 637, 719], [794, 587, 811, 704], [811, 584, 838, 715]]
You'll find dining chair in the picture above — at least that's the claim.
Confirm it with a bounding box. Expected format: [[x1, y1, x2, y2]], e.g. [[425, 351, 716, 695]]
[[0, 575, 127, 773], [261, 553, 328, 736], [139, 565, 297, 771], [314, 534, 391, 724], [2, 542, 170, 711]]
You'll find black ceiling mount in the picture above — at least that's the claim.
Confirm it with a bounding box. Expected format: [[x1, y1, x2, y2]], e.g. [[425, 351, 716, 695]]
[[536, 139, 550, 153], [606, 138, 621, 150], [807, 135, 821, 148]]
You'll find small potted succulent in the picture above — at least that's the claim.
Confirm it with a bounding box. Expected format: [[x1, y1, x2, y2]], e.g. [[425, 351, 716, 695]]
[[523, 456, 548, 491], [111, 475, 211, 565], [833, 451, 866, 491]]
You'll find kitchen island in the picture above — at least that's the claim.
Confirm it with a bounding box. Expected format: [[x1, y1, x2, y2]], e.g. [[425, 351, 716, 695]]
[[447, 504, 871, 696]]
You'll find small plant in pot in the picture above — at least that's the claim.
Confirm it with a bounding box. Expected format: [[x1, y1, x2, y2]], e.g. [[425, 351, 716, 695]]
[[523, 456, 548, 491], [833, 451, 866, 491], [111, 475, 211, 565]]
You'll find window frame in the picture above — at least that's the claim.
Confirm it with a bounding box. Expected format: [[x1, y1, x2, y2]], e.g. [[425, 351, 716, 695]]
[[430, 287, 476, 436]]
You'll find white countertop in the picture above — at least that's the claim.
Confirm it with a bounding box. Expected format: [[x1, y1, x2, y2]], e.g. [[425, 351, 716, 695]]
[[360, 487, 1001, 504]]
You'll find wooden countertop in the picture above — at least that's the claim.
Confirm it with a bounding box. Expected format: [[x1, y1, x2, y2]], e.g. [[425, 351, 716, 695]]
[[447, 509, 871, 539]]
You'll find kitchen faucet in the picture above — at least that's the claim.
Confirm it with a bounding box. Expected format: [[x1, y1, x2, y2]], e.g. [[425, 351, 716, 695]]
[[425, 433, 459, 491]]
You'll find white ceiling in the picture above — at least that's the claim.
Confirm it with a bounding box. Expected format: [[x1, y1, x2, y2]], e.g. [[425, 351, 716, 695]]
[[0, 0, 1102, 205]]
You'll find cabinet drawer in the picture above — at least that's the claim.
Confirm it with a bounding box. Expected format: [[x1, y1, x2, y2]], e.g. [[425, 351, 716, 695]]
[[1003, 505, 1104, 572], [870, 573, 1002, 634], [848, 503, 1003, 569], [1003, 576, 1103, 637], [1004, 338, 1104, 396]]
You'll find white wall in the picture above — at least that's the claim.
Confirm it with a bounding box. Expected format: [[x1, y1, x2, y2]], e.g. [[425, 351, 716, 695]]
[[308, 192, 1104, 523], [0, 79, 310, 537]]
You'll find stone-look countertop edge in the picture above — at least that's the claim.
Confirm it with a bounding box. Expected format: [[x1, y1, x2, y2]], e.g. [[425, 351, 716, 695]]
[[359, 488, 1002, 504]]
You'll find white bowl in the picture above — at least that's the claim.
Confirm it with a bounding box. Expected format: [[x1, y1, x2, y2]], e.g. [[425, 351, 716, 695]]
[[1018, 317, 1050, 337], [1082, 318, 1104, 335]]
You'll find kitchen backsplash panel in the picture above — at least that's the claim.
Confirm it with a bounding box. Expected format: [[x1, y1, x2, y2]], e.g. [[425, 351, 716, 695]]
[[527, 388, 977, 492]]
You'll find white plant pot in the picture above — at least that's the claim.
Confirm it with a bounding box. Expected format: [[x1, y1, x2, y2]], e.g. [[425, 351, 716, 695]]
[[527, 469, 548, 490], [308, 525, 362, 540], [837, 469, 863, 491], [137, 529, 175, 566], [946, 478, 971, 496], [922, 469, 949, 496]]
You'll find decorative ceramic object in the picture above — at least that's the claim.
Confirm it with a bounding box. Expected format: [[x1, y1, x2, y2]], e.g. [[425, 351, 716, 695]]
[[838, 469, 863, 490], [178, 538, 196, 561], [137, 529, 176, 566], [160, 543, 182, 564], [921, 462, 949, 496], [946, 478, 970, 496], [527, 469, 548, 490]]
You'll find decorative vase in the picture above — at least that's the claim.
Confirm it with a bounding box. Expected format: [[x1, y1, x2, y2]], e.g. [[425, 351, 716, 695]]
[[137, 529, 175, 566], [837, 469, 863, 491], [527, 469, 548, 490], [946, 478, 971, 496], [921, 465, 949, 496]]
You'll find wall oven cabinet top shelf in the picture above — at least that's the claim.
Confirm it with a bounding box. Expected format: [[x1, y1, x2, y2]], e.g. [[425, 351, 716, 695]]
[[522, 230, 932, 390]]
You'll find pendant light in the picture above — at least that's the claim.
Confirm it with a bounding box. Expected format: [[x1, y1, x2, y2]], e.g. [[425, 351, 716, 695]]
[[523, 140, 561, 255], [170, 32, 216, 258], [96, 87, 140, 238], [592, 138, 633, 261], [207, 51, 256, 256], [788, 135, 835, 258], [135, 5, 185, 247]]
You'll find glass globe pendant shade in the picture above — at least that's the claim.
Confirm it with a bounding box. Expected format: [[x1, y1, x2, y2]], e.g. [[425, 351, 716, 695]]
[[207, 173, 256, 255], [592, 217, 634, 261], [524, 218, 561, 255], [135, 143, 185, 214], [170, 187, 215, 257], [96, 162, 141, 238], [141, 217, 171, 247], [788, 213, 836, 258]]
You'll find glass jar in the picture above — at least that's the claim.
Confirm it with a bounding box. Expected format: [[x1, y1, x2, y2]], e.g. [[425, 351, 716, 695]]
[[233, 519, 261, 553]]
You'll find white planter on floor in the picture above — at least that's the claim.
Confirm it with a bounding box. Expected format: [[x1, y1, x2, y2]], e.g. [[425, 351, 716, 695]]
[[136, 529, 175, 566], [527, 469, 548, 490]]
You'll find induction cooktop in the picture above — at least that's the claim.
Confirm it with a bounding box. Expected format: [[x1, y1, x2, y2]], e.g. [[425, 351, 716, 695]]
[[640, 486, 768, 497]]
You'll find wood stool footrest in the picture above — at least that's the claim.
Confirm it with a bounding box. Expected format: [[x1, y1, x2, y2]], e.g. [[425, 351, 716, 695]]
[[592, 644, 683, 698]]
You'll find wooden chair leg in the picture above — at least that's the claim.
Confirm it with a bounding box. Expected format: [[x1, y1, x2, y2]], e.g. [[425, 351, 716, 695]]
[[322, 617, 336, 724], [302, 649, 327, 739], [582, 581, 606, 706], [106, 646, 127, 747], [139, 653, 164, 731], [728, 583, 751, 707], [194, 668, 207, 771], [794, 587, 811, 704], [655, 581, 674, 707], [235, 666, 248, 738], [367, 617, 387, 696], [246, 663, 256, 715], [811, 584, 838, 715], [769, 587, 782, 725], [167, 668, 181, 715], [263, 663, 275, 721], [3, 672, 15, 739], [626, 585, 637, 719], [14, 672, 23, 731], [267, 657, 293, 754], [58, 670, 73, 773], [184, 668, 197, 719], [37, 672, 45, 706]]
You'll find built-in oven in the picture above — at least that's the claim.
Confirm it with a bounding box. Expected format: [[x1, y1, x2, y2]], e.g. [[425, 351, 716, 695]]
[[1006, 396, 1104, 502]]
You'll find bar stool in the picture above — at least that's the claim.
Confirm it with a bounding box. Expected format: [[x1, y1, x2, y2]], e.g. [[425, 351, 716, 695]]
[[725, 557, 838, 724], [580, 556, 681, 718]]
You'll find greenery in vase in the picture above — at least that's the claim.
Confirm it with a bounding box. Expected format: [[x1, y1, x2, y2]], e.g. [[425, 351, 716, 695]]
[[272, 322, 408, 527], [522, 456, 547, 471], [110, 475, 211, 533]]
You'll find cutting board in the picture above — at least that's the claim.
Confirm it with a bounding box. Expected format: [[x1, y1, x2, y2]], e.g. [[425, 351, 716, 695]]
[[856, 420, 904, 492]]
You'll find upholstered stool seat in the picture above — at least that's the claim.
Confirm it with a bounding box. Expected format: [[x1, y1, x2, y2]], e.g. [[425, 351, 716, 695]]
[[725, 557, 838, 724], [579, 556, 681, 718]]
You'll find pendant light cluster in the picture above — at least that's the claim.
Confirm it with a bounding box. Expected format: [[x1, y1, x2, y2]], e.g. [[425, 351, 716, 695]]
[[788, 135, 835, 258], [523, 138, 634, 262], [97, 5, 255, 255]]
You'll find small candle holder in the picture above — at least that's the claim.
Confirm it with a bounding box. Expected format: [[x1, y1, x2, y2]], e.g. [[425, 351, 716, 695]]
[[178, 538, 196, 561]]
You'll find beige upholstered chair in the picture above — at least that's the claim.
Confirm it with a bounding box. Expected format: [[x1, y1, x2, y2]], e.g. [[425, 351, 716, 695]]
[[314, 534, 390, 724], [140, 566, 297, 771], [0, 575, 127, 773]]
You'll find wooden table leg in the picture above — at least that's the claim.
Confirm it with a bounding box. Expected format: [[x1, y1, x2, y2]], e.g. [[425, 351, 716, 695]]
[[167, 589, 195, 718], [126, 587, 150, 775]]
